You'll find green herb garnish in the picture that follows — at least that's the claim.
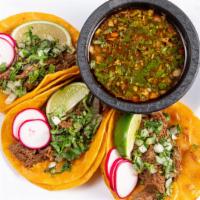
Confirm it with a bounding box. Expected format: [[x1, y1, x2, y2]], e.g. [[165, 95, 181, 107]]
[[0, 63, 7, 73]]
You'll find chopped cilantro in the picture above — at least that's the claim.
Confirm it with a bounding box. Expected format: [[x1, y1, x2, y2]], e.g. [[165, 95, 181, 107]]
[[15, 86, 26, 97], [163, 112, 170, 121], [61, 161, 72, 172], [9, 70, 16, 81], [158, 82, 168, 90], [28, 70, 40, 83], [48, 64, 56, 73], [0, 63, 6, 73], [144, 119, 163, 134]]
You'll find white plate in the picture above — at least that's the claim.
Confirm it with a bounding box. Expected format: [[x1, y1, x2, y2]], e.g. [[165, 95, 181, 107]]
[[0, 0, 200, 200]]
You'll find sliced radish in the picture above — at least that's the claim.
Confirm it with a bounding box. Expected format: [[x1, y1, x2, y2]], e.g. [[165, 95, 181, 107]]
[[19, 119, 51, 149], [0, 33, 16, 47], [0, 37, 15, 67], [12, 108, 47, 140], [105, 148, 120, 179], [113, 160, 138, 198], [109, 158, 125, 190]]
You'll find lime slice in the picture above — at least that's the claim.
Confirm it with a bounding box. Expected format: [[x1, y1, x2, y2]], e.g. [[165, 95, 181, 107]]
[[11, 20, 73, 47], [114, 114, 142, 159], [46, 82, 90, 115]]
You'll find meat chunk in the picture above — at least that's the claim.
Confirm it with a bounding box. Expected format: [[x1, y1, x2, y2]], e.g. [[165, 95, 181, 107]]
[[173, 146, 182, 177], [16, 65, 37, 80], [149, 172, 166, 193], [46, 51, 76, 71], [24, 81, 36, 91], [59, 119, 73, 129], [136, 171, 165, 200], [134, 185, 158, 200], [151, 112, 168, 138], [139, 170, 165, 194], [0, 68, 11, 80], [142, 145, 156, 164], [9, 142, 53, 168]]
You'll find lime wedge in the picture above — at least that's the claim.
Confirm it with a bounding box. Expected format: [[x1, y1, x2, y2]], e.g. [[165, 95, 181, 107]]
[[11, 20, 73, 47], [46, 82, 89, 116], [114, 114, 142, 159]]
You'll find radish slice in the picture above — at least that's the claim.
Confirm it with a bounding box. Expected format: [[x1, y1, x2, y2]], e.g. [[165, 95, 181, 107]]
[[19, 119, 51, 149], [113, 160, 138, 198], [0, 37, 15, 67], [0, 33, 16, 47], [105, 148, 120, 179], [12, 108, 47, 140], [109, 158, 125, 190]]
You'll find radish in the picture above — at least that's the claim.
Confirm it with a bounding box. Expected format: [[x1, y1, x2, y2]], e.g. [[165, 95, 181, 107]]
[[105, 148, 120, 179], [113, 160, 138, 198], [12, 108, 47, 140], [0, 37, 15, 67], [0, 33, 16, 47], [109, 158, 125, 190], [19, 119, 51, 149]]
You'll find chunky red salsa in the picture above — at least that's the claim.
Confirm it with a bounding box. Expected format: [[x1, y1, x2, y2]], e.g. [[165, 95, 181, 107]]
[[90, 9, 185, 102]]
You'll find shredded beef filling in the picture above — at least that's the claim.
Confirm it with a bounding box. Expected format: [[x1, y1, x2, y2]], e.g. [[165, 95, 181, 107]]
[[46, 51, 76, 72], [9, 142, 54, 168], [134, 185, 158, 200]]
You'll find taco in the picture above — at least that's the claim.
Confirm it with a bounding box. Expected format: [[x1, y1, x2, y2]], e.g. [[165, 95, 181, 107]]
[[101, 102, 200, 199], [0, 12, 79, 113], [1, 79, 113, 190]]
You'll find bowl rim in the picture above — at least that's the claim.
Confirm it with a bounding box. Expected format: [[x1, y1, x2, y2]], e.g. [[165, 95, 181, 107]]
[[77, 0, 200, 113]]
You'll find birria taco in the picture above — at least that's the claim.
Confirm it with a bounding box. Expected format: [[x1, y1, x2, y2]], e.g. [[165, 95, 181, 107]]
[[101, 102, 200, 200], [1, 78, 113, 190], [0, 12, 79, 113]]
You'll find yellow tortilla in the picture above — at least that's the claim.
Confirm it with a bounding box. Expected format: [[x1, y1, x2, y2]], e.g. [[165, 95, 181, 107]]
[[101, 102, 200, 200], [0, 12, 79, 113], [1, 80, 113, 189]]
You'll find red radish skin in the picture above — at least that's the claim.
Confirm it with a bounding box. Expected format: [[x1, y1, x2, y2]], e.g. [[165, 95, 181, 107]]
[[12, 108, 47, 140], [109, 158, 125, 190], [113, 160, 138, 199], [0, 33, 16, 47], [0, 37, 15, 67], [105, 148, 120, 179], [18, 119, 51, 150]]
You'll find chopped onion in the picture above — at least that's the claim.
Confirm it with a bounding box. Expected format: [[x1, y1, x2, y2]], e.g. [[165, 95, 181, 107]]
[[51, 116, 61, 125], [14, 80, 22, 87], [154, 143, 164, 153], [3, 88, 12, 95], [48, 162, 56, 169], [156, 156, 166, 165], [139, 145, 147, 153], [140, 129, 149, 138], [7, 81, 15, 91], [5, 93, 17, 104], [146, 136, 156, 145], [135, 139, 143, 146]]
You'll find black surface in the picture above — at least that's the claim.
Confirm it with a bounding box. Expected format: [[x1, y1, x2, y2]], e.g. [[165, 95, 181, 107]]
[[77, 0, 200, 113]]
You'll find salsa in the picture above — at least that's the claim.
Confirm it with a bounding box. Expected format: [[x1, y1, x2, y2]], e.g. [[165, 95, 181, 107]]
[[90, 9, 185, 102]]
